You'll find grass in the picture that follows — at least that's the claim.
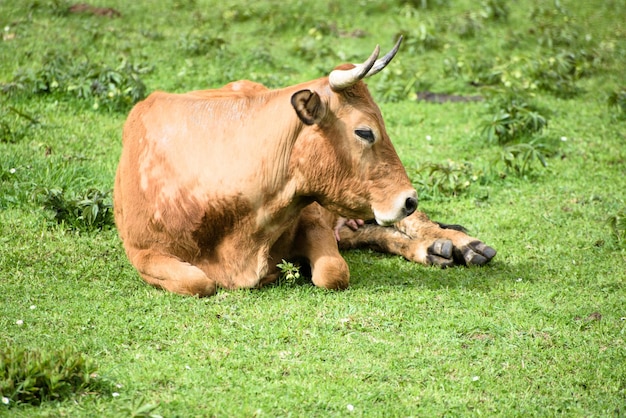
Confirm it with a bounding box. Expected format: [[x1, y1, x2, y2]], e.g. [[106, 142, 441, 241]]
[[1, 0, 625, 416]]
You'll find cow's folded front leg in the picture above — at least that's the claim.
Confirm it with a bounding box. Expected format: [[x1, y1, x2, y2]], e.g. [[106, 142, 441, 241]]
[[292, 206, 350, 290], [337, 211, 496, 267], [337, 222, 443, 265], [393, 211, 496, 266]]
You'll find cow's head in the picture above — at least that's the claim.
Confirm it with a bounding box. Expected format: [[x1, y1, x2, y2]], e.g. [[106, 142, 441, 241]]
[[290, 37, 417, 226]]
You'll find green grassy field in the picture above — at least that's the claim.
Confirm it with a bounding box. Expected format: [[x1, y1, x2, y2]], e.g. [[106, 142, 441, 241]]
[[1, 0, 625, 416]]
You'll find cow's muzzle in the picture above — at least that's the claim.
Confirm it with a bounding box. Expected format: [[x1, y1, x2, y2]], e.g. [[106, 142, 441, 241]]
[[374, 189, 418, 226]]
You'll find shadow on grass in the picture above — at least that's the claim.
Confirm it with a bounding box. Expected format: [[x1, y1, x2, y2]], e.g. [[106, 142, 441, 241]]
[[264, 249, 536, 295]]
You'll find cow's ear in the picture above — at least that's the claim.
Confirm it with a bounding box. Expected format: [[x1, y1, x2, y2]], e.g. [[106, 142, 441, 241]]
[[291, 90, 324, 125]]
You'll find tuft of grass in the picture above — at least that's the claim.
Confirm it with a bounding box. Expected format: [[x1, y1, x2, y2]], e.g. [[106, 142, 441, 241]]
[[293, 29, 336, 62], [399, 20, 444, 52], [608, 88, 626, 119], [3, 54, 150, 112], [276, 259, 302, 286], [117, 397, 161, 418], [528, 51, 590, 98], [607, 209, 626, 246], [454, 12, 485, 39], [479, 89, 557, 177], [0, 106, 40, 144], [442, 55, 502, 87], [529, 1, 580, 49], [24, 0, 71, 16], [413, 160, 481, 199], [40, 188, 115, 232], [496, 140, 553, 177], [373, 64, 428, 103], [0, 346, 110, 408], [178, 32, 227, 57], [480, 90, 549, 145], [481, 0, 509, 22]]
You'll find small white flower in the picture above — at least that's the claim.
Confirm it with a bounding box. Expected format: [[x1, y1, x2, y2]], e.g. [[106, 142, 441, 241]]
[[16, 319, 23, 326], [185, 365, 191, 370], [560, 136, 568, 142], [116, 383, 123, 389], [29, 305, 36, 310], [112, 392, 120, 397], [472, 376, 480, 381], [2, 397, 9, 405], [9, 168, 16, 174], [425, 135, 432, 141], [347, 404, 354, 412]]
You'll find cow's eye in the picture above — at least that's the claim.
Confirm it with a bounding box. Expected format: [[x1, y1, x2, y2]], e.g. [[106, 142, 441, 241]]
[[355, 128, 375, 143]]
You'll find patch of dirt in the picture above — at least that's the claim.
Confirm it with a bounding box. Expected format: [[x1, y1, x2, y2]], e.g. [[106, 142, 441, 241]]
[[68, 3, 122, 18], [575, 311, 602, 322]]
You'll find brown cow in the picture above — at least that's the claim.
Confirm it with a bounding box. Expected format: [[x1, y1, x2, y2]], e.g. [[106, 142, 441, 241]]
[[114, 38, 495, 297]]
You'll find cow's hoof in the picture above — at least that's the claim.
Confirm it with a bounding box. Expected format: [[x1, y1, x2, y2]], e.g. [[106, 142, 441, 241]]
[[454, 240, 497, 266], [426, 239, 455, 267]]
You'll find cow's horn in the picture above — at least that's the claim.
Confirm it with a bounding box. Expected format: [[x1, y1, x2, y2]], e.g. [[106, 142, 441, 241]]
[[364, 35, 403, 78], [328, 37, 403, 91], [328, 45, 380, 91]]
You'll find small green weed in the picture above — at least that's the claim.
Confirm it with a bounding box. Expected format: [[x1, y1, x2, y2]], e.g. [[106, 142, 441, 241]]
[[0, 106, 40, 144], [442, 56, 502, 87], [118, 397, 161, 418], [293, 29, 336, 62], [608, 88, 626, 119], [496, 140, 552, 177], [373, 64, 428, 103], [276, 259, 301, 286], [178, 32, 227, 57], [40, 188, 115, 232], [607, 209, 626, 246], [481, 0, 509, 22], [400, 21, 444, 52], [529, 2, 579, 49], [480, 91, 549, 144], [3, 53, 150, 112], [454, 12, 485, 39], [0, 346, 110, 407], [529, 52, 588, 97], [25, 0, 70, 16], [479, 89, 556, 177], [413, 160, 481, 199]]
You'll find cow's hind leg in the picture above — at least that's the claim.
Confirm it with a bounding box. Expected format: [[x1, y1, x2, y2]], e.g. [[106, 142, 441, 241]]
[[126, 247, 217, 297]]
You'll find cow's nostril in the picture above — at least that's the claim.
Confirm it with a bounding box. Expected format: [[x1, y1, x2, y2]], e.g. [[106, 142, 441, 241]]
[[404, 196, 418, 216]]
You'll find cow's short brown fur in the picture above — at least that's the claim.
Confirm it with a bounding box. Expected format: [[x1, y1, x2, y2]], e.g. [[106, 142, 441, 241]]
[[114, 74, 495, 297]]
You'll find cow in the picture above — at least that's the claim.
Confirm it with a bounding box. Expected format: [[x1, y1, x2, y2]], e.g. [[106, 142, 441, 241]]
[[113, 38, 496, 297]]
